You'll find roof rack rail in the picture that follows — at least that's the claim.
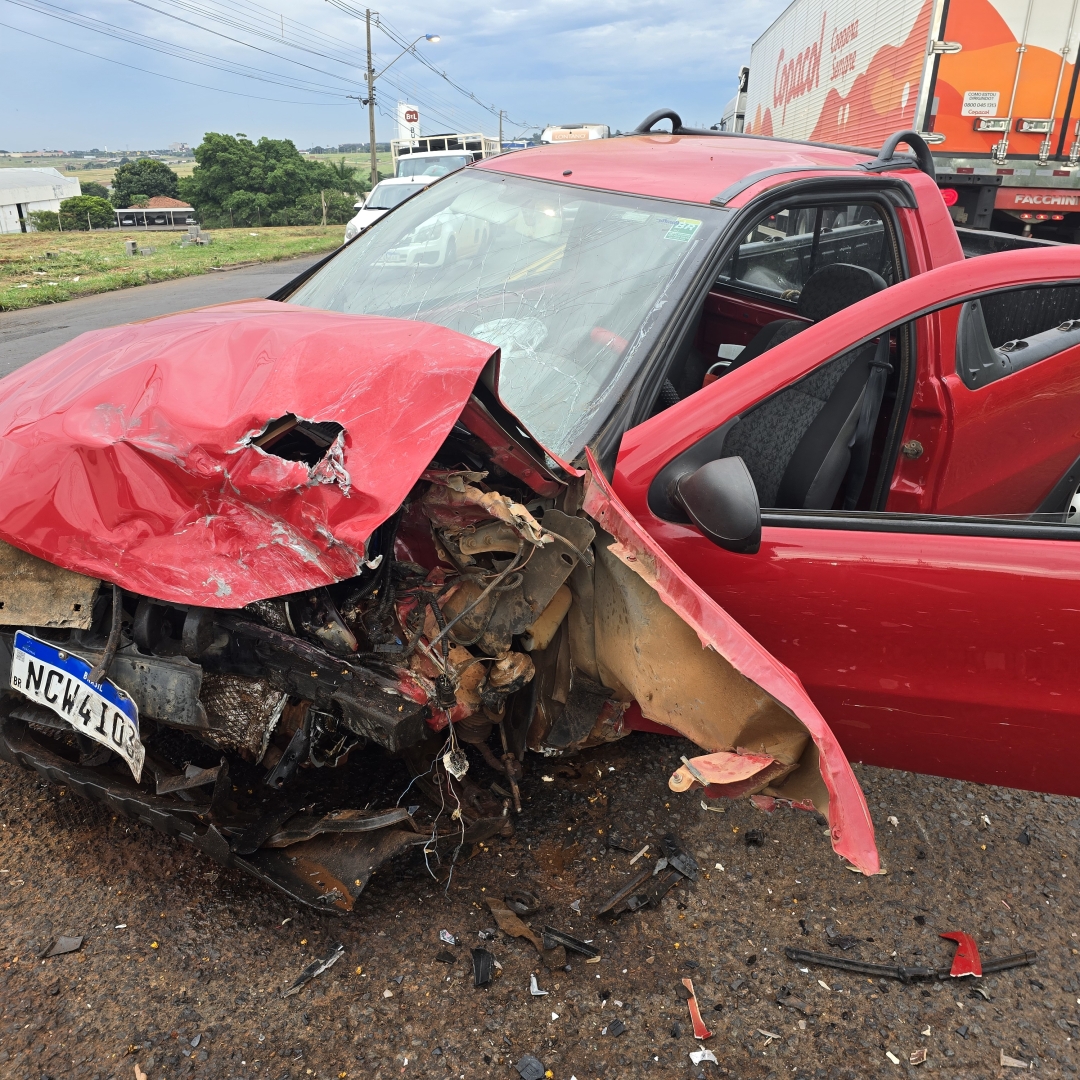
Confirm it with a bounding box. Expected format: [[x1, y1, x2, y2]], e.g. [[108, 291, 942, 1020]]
[[631, 110, 936, 181]]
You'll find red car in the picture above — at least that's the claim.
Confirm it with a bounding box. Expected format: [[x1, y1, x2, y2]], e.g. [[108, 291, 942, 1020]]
[[1, 116, 1077, 910]]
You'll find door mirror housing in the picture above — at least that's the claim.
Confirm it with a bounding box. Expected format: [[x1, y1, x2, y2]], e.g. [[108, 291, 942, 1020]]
[[673, 457, 761, 554]]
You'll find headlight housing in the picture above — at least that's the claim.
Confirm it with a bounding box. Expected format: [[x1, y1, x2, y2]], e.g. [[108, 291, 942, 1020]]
[[344, 220, 359, 241]]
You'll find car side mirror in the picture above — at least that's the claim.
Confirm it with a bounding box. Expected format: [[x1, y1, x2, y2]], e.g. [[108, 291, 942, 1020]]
[[673, 456, 761, 554]]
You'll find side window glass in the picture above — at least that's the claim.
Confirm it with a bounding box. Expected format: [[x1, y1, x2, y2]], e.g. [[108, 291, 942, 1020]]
[[718, 203, 896, 301], [956, 284, 1080, 389]]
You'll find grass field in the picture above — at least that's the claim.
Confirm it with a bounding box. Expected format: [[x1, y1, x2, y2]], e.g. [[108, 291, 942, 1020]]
[[0, 226, 343, 311]]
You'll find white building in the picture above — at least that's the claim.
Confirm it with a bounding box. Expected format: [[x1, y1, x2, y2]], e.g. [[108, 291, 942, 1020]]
[[0, 168, 81, 234]]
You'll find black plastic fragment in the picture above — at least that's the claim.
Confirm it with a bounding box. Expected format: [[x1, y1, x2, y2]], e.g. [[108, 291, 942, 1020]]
[[662, 834, 700, 881], [1017, 829, 1031, 845], [472, 948, 494, 988], [515, 1054, 546, 1080], [505, 889, 541, 915], [265, 719, 310, 790], [541, 926, 600, 959], [42, 935, 83, 958], [744, 829, 765, 847], [786, 946, 1038, 982], [607, 1019, 626, 1037], [435, 950, 456, 965]]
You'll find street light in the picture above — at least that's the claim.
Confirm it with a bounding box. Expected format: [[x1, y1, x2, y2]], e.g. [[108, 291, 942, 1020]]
[[346, 12, 440, 189]]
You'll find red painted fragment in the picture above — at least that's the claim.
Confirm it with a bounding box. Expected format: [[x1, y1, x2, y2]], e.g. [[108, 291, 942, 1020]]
[[0, 301, 496, 607], [940, 931, 983, 977], [682, 978, 713, 1040]]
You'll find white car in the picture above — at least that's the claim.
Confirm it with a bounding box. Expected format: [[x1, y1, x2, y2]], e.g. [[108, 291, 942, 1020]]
[[343, 177, 432, 242]]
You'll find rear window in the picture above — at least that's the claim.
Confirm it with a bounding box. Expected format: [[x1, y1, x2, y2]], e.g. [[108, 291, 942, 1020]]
[[397, 155, 471, 178], [718, 203, 897, 301], [367, 183, 425, 211]]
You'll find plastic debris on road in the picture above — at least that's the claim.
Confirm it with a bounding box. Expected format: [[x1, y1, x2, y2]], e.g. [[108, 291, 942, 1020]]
[[514, 1054, 546, 1080], [689, 1049, 718, 1065], [529, 974, 549, 996], [910, 1048, 928, 1065], [282, 942, 344, 998], [439, 929, 459, 946], [471, 948, 494, 988], [1000, 1050, 1032, 1069], [682, 977, 713, 1040], [42, 935, 84, 957], [885, 1050, 901, 1064]]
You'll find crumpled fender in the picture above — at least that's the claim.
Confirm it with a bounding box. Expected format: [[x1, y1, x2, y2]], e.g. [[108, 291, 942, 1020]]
[[583, 452, 880, 875], [0, 301, 496, 607]]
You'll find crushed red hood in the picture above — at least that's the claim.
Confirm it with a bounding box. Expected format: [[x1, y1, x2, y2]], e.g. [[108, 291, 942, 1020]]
[[0, 300, 496, 606]]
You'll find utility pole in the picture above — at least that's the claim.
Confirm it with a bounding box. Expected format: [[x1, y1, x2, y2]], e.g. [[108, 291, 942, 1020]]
[[366, 9, 378, 190], [499, 110, 504, 153]]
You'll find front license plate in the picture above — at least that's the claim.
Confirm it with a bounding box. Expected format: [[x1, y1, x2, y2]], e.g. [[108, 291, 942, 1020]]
[[9, 631, 144, 782]]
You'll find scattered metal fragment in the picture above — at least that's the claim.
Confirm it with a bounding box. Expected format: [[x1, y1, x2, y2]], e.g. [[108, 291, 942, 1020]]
[[629, 844, 650, 865], [529, 974, 549, 996], [910, 1048, 928, 1065], [435, 950, 456, 965], [682, 978, 713, 1040], [542, 927, 600, 959], [785, 946, 1036, 982], [570, 899, 582, 913], [472, 948, 494, 988], [514, 1054, 546, 1080], [42, 935, 83, 958], [689, 1048, 718, 1065], [607, 1019, 626, 1037], [699, 800, 725, 814], [940, 931, 982, 977], [757, 1029, 781, 1044], [478, 929, 496, 941], [282, 942, 344, 997], [439, 929, 459, 946], [1000, 1050, 1032, 1069]]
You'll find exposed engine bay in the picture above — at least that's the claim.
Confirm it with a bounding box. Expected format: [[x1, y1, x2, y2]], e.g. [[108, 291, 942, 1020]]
[[0, 305, 878, 912]]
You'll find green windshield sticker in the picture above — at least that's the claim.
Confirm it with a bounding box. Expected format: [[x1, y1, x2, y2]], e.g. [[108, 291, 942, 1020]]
[[664, 217, 702, 242]]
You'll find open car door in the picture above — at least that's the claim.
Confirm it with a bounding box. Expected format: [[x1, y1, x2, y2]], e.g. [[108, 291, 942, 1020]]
[[529, 453, 880, 875]]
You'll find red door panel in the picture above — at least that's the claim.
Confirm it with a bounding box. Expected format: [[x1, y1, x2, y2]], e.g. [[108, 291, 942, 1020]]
[[641, 517, 1080, 795]]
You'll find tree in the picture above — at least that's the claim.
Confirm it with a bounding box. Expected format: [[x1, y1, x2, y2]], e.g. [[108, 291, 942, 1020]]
[[29, 210, 60, 231], [111, 159, 180, 208], [271, 189, 357, 226], [59, 195, 114, 230], [79, 180, 112, 202], [326, 157, 361, 195]]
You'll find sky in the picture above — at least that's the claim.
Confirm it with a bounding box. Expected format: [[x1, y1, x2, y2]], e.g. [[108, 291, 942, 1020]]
[[0, 0, 789, 150]]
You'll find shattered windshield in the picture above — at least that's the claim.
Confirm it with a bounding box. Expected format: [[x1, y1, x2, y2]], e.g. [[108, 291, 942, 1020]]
[[288, 169, 727, 458]]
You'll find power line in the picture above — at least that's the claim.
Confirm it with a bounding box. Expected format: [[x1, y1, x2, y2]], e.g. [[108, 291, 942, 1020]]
[[325, 1, 536, 131], [5, 0, 359, 95], [0, 17, 347, 103]]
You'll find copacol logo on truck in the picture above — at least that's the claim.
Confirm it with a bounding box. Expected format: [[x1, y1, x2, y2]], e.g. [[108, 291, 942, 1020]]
[[774, 12, 827, 122]]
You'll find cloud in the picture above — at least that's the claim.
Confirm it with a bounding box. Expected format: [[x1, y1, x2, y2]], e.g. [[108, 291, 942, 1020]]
[[0, 0, 788, 147]]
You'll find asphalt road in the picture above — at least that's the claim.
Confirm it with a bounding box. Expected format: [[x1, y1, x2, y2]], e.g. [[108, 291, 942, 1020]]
[[0, 732, 1077, 1080], [0, 257, 319, 379]]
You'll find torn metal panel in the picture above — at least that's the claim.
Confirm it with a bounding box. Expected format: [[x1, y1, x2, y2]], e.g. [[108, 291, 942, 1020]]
[[581, 453, 879, 875], [0, 540, 99, 630], [0, 302, 497, 607]]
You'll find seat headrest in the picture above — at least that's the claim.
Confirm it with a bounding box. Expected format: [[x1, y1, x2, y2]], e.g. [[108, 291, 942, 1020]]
[[797, 263, 888, 323]]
